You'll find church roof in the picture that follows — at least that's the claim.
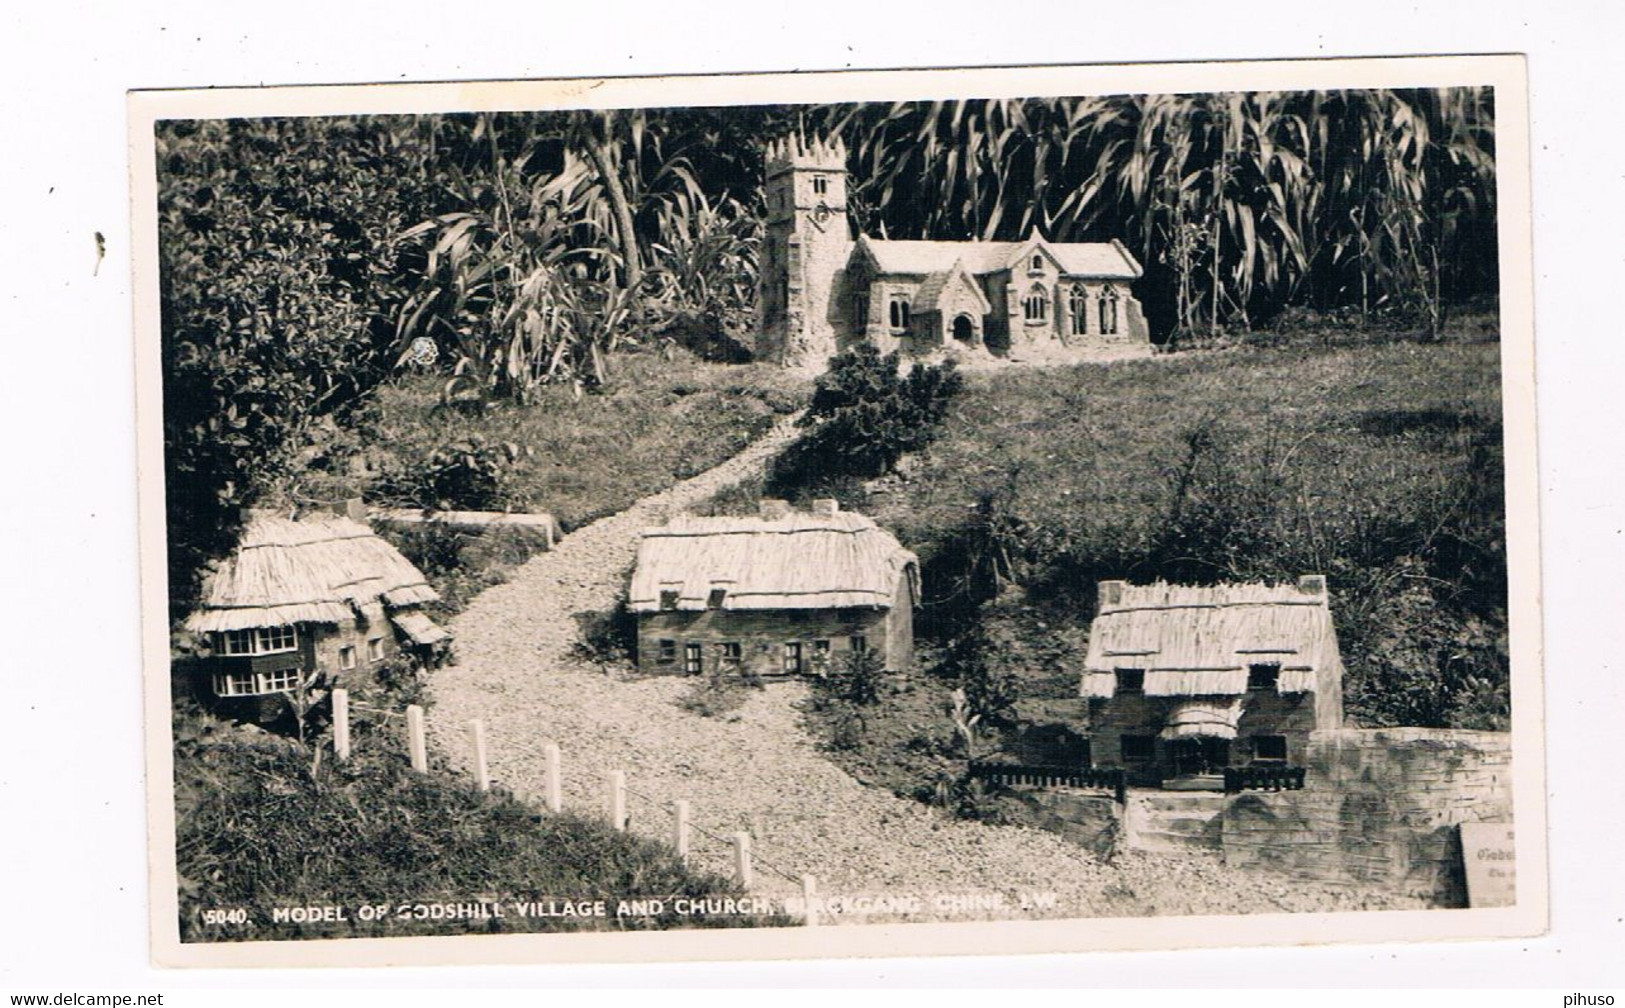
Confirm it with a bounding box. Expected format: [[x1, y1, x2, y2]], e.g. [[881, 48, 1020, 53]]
[[911, 260, 992, 315], [857, 236, 1141, 279]]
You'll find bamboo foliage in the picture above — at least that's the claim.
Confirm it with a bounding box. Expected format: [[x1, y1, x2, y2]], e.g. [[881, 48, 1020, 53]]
[[392, 89, 1495, 397], [804, 88, 1495, 338]]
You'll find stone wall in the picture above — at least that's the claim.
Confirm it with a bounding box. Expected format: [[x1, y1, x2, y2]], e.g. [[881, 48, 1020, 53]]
[[1219, 728, 1514, 905], [998, 727, 1513, 906], [1006, 789, 1123, 857]]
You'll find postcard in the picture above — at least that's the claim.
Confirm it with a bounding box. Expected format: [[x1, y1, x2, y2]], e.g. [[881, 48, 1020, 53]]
[[130, 54, 1544, 967]]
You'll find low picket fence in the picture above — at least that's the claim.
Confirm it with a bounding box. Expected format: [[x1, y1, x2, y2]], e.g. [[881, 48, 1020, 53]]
[[330, 688, 824, 925], [967, 760, 1128, 804]]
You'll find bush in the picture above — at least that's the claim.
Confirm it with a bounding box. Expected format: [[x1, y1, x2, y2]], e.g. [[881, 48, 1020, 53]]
[[678, 668, 754, 719], [774, 344, 962, 485], [816, 647, 887, 707], [377, 435, 528, 512]]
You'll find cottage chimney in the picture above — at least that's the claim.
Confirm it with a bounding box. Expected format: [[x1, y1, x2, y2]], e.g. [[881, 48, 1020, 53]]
[[1098, 580, 1127, 609], [759, 499, 792, 521], [1297, 574, 1327, 597], [809, 498, 839, 518]]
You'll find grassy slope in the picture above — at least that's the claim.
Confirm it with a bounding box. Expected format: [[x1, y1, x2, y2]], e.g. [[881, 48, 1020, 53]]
[[793, 334, 1507, 800], [173, 710, 783, 942], [312, 349, 810, 531]]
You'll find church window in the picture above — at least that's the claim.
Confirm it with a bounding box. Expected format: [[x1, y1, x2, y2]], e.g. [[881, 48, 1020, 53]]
[[853, 290, 870, 334], [1069, 285, 1089, 335], [889, 296, 911, 331], [1023, 285, 1049, 324], [1030, 254, 1045, 273], [813, 175, 828, 195], [1099, 286, 1120, 334]]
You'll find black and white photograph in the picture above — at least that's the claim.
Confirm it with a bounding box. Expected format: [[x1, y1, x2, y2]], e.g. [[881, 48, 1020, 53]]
[[128, 57, 1544, 967]]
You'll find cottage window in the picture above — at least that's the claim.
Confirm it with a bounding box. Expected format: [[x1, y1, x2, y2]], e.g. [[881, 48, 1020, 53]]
[[659, 589, 680, 611], [339, 645, 357, 671], [1252, 735, 1288, 761], [784, 641, 804, 675], [1247, 662, 1281, 691], [216, 625, 298, 657], [1022, 285, 1049, 323], [707, 587, 729, 609], [719, 641, 743, 671], [848, 634, 868, 654], [1121, 735, 1156, 762], [258, 667, 301, 693], [1068, 285, 1089, 335], [367, 637, 384, 662], [684, 643, 703, 675], [1098, 286, 1120, 334], [212, 670, 257, 697], [888, 296, 910, 331], [212, 668, 300, 697], [1114, 668, 1145, 694]]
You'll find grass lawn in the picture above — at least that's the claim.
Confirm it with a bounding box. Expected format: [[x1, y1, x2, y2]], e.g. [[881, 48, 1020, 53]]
[[308, 348, 810, 531]]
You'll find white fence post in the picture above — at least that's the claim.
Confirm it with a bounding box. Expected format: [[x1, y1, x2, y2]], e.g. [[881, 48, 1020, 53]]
[[607, 770, 627, 831], [674, 800, 691, 862], [801, 875, 819, 927], [543, 741, 563, 813], [469, 719, 490, 792], [732, 832, 753, 889], [406, 704, 427, 773], [331, 688, 351, 762]]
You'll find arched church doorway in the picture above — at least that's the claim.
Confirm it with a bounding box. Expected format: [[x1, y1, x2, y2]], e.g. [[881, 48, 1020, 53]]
[[952, 314, 976, 344]]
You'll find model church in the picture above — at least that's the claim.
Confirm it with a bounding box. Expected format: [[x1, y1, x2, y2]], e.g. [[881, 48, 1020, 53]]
[[756, 134, 1151, 369]]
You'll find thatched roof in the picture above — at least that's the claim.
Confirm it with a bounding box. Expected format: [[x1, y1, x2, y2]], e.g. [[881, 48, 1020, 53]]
[[628, 503, 918, 613], [186, 511, 439, 634], [1080, 577, 1340, 698]]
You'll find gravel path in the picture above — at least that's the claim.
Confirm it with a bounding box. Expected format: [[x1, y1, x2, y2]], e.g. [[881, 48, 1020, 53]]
[[427, 412, 1419, 923]]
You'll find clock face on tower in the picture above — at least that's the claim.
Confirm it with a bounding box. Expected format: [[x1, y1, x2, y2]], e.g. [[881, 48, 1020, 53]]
[[811, 202, 832, 230]]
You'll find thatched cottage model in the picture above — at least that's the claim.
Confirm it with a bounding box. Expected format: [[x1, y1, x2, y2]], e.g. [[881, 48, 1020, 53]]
[[627, 499, 918, 678], [1079, 576, 1345, 785], [185, 508, 452, 718], [756, 134, 1150, 369]]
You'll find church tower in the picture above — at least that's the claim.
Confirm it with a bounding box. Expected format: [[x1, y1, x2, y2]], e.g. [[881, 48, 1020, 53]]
[[757, 134, 853, 369]]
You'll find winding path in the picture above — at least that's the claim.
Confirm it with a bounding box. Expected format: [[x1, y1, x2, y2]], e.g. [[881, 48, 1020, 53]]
[[426, 413, 1412, 922]]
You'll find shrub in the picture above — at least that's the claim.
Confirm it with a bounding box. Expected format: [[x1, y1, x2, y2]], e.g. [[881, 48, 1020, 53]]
[[819, 647, 887, 707], [775, 344, 963, 484], [678, 668, 753, 719], [921, 772, 1010, 824]]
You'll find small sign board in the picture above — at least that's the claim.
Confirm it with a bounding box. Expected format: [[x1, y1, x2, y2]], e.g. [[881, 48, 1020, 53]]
[[1460, 822, 1516, 908]]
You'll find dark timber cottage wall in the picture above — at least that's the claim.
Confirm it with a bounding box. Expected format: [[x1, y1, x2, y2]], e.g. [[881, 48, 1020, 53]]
[[627, 500, 918, 678]]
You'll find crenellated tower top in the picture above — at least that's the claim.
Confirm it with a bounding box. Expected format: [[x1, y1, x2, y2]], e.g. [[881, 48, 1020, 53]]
[[764, 133, 849, 179]]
